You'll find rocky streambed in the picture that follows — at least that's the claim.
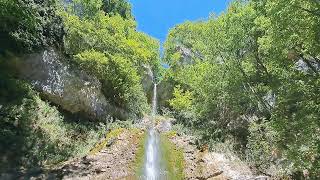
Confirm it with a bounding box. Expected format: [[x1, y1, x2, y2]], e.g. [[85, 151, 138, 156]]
[[58, 129, 145, 180], [14, 117, 268, 180], [155, 117, 268, 180], [21, 128, 145, 180]]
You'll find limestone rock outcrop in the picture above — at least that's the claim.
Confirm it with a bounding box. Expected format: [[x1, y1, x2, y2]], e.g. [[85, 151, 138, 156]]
[[18, 48, 127, 120]]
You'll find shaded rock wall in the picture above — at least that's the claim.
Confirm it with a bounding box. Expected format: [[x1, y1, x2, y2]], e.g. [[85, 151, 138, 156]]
[[157, 79, 175, 110], [18, 48, 128, 121], [141, 64, 154, 104]]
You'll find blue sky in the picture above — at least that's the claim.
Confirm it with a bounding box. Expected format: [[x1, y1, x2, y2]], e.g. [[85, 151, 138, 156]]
[[128, 0, 231, 43]]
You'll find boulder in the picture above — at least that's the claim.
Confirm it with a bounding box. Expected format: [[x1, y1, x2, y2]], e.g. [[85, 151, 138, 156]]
[[18, 48, 127, 120]]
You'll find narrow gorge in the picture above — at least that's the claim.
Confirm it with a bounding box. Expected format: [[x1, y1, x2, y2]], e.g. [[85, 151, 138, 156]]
[[1, 0, 319, 179]]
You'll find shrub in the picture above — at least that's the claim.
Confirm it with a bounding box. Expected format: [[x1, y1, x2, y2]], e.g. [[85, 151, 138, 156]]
[[245, 120, 290, 177], [169, 85, 193, 112], [0, 78, 105, 172], [75, 50, 149, 118]]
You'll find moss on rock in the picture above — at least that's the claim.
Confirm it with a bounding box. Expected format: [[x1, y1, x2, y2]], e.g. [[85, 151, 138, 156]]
[[132, 130, 147, 177], [90, 128, 125, 155], [161, 132, 185, 180]]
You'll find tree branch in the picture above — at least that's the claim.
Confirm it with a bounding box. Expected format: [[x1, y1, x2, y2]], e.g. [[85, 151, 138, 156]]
[[294, 5, 320, 16]]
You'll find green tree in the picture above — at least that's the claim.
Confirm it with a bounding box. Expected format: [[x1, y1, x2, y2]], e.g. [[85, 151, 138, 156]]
[[102, 0, 132, 19], [163, 0, 320, 177], [0, 0, 63, 52], [60, 0, 161, 118]]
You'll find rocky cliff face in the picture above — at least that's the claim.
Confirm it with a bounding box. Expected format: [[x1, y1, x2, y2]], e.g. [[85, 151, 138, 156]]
[[157, 79, 174, 110], [18, 48, 127, 121], [141, 64, 154, 103]]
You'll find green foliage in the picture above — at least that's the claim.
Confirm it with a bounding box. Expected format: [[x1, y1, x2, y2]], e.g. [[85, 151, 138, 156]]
[[163, 21, 208, 70], [0, 0, 161, 175], [74, 50, 148, 118], [60, 1, 159, 66], [102, 0, 132, 19], [0, 0, 63, 52], [0, 0, 160, 116], [270, 77, 320, 177], [163, 0, 320, 177], [169, 86, 193, 112], [71, 0, 103, 18], [0, 0, 161, 119], [59, 1, 160, 117], [245, 120, 289, 176], [0, 78, 105, 172]]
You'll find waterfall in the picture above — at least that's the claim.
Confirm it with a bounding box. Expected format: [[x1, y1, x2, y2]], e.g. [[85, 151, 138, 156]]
[[143, 128, 162, 180], [142, 83, 166, 180]]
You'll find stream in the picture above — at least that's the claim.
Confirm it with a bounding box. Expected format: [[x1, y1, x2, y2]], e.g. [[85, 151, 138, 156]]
[[142, 83, 167, 180]]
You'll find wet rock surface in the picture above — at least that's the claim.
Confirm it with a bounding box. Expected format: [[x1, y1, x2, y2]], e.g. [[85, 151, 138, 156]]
[[160, 117, 264, 180], [171, 134, 258, 180], [169, 135, 227, 180], [155, 117, 174, 132]]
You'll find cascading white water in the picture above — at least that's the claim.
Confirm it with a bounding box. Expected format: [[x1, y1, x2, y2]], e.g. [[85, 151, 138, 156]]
[[143, 128, 162, 180], [142, 83, 166, 180]]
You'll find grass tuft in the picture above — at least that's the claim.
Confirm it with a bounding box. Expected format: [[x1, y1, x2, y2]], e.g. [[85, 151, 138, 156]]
[[89, 128, 125, 155]]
